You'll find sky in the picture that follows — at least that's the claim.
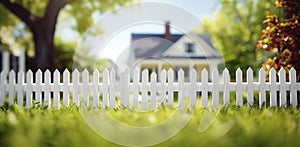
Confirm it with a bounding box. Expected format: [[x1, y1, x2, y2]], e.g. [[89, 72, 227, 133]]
[[67, 0, 219, 62]]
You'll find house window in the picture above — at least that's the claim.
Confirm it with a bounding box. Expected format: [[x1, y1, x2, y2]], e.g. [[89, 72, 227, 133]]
[[185, 43, 195, 53]]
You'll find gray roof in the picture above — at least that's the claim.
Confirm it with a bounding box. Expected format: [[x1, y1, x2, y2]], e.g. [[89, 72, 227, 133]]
[[131, 33, 218, 59]]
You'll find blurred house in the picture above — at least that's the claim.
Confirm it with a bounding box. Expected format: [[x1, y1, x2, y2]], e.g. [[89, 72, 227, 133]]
[[128, 21, 222, 80]]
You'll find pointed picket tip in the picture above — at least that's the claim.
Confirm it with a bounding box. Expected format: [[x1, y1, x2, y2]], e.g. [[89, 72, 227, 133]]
[[103, 68, 109, 77], [82, 69, 89, 78], [269, 68, 276, 73], [35, 71, 42, 82], [93, 69, 99, 75], [289, 67, 296, 81], [45, 69, 51, 75], [223, 68, 229, 74], [73, 68, 79, 73], [212, 68, 219, 75], [54, 70, 60, 81], [54, 69, 60, 74], [278, 67, 286, 76], [191, 68, 197, 74], [35, 69, 42, 74], [223, 68, 230, 79], [150, 72, 157, 81], [27, 69, 33, 74], [110, 68, 116, 74], [26, 70, 33, 76], [142, 69, 149, 75], [279, 67, 285, 72], [83, 68, 89, 74], [289, 67, 296, 73], [236, 68, 242, 74], [17, 70, 24, 76], [103, 68, 109, 73], [17, 70, 24, 83], [210, 66, 218, 71], [0, 70, 5, 75], [178, 68, 184, 80], [247, 67, 253, 80], [9, 70, 16, 76], [63, 68, 69, 74], [201, 69, 208, 79], [259, 67, 266, 73], [168, 68, 173, 74], [247, 67, 253, 75], [190, 68, 197, 80], [26, 70, 33, 83], [35, 70, 42, 79], [161, 69, 167, 74], [178, 68, 184, 74]]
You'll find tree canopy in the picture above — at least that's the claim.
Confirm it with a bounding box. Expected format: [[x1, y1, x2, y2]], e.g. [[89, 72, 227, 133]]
[[0, 0, 132, 71], [197, 0, 275, 76], [257, 0, 300, 80]]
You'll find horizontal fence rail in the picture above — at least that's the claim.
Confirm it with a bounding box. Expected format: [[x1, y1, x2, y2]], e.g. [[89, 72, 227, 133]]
[[0, 67, 299, 109]]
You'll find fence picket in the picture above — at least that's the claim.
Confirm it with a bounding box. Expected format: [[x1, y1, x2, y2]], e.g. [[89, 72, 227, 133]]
[[259, 68, 266, 108], [0, 71, 6, 105], [160, 69, 167, 106], [247, 68, 254, 107], [53, 70, 60, 108], [201, 69, 208, 108], [72, 69, 79, 106], [17, 71, 24, 106], [290, 68, 297, 108], [223, 68, 230, 107], [236, 68, 243, 107], [124, 69, 130, 107], [63, 69, 70, 106], [26, 70, 33, 108], [8, 70, 15, 106], [82, 69, 89, 107], [35, 70, 42, 106], [279, 68, 287, 107], [178, 69, 184, 109], [121, 68, 129, 107], [190, 69, 197, 108], [212, 69, 219, 108], [92, 70, 99, 108], [167, 69, 174, 108], [109, 69, 116, 109], [141, 69, 149, 109], [102, 69, 109, 108], [133, 68, 139, 108], [269, 68, 277, 107], [44, 70, 51, 108], [150, 72, 157, 110]]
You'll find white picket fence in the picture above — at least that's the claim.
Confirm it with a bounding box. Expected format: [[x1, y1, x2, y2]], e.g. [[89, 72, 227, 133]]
[[0, 67, 299, 109], [0, 48, 25, 73]]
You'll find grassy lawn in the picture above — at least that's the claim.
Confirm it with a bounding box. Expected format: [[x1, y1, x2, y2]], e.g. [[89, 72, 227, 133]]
[[1, 103, 300, 147]]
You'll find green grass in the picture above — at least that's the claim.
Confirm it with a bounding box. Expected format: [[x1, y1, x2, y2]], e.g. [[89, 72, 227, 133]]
[[1, 104, 300, 147]]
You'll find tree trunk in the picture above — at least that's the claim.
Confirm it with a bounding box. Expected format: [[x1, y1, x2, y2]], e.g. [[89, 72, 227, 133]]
[[0, 0, 66, 72], [33, 28, 54, 72]]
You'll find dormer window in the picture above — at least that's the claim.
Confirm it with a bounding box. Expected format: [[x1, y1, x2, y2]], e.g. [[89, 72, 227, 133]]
[[185, 43, 195, 53]]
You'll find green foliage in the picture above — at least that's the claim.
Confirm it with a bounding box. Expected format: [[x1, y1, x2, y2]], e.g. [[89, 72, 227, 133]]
[[53, 39, 76, 71], [0, 0, 133, 70], [257, 0, 300, 80], [1, 105, 300, 146], [197, 0, 275, 77]]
